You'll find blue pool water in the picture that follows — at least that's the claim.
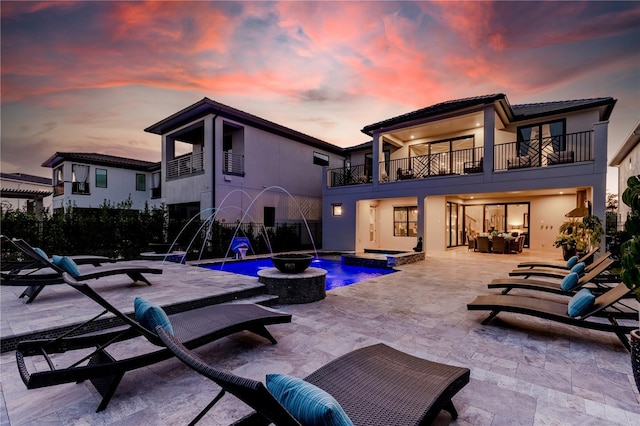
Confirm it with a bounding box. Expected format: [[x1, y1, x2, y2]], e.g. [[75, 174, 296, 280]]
[[204, 257, 396, 290]]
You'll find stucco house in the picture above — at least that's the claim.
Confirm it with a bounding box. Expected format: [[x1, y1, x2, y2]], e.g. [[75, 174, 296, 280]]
[[41, 152, 161, 212], [143, 98, 345, 238], [609, 119, 640, 224], [322, 94, 616, 254], [0, 172, 52, 214]]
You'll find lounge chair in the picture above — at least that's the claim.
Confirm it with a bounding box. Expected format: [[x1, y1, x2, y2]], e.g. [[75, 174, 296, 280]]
[[508, 252, 611, 279], [14, 273, 292, 413], [467, 283, 636, 350], [156, 327, 470, 425], [488, 257, 614, 296], [1, 237, 162, 303], [1, 235, 114, 271], [516, 247, 598, 269]]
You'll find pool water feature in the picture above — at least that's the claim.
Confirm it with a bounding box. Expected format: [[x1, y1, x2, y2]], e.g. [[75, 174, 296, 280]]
[[204, 257, 396, 290]]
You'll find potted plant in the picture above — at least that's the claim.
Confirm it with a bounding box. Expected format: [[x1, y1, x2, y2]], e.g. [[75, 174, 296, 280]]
[[620, 176, 640, 391], [554, 216, 603, 261]]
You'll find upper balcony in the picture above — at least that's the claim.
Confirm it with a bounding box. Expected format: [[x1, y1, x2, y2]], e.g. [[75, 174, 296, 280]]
[[327, 130, 593, 188], [167, 151, 204, 179]]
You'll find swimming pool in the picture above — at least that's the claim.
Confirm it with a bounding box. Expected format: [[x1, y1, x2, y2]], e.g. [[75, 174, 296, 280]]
[[204, 257, 396, 290]]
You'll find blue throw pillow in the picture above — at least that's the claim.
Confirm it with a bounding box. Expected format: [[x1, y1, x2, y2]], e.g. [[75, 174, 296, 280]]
[[566, 256, 579, 269], [560, 272, 580, 291], [570, 262, 586, 274], [33, 247, 48, 260], [57, 256, 81, 278], [266, 374, 354, 426], [568, 288, 595, 317], [134, 297, 174, 335]]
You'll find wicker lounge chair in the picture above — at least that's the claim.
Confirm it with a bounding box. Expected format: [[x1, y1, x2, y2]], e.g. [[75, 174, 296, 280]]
[[156, 327, 470, 426], [489, 257, 614, 296], [467, 283, 636, 350], [516, 247, 598, 269], [14, 274, 292, 412], [508, 252, 611, 279], [1, 237, 162, 303]]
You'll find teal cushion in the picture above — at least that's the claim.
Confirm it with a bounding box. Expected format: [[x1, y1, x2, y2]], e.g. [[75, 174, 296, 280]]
[[134, 297, 174, 335], [52, 255, 63, 266], [266, 373, 354, 426], [560, 272, 580, 291], [568, 288, 595, 317], [566, 256, 579, 269], [57, 256, 81, 277], [33, 247, 48, 260], [570, 262, 586, 274]]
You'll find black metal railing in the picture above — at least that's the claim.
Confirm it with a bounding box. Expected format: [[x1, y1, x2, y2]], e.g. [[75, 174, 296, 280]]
[[328, 164, 371, 187], [72, 182, 90, 195], [494, 130, 593, 171], [326, 131, 594, 187], [381, 147, 484, 181]]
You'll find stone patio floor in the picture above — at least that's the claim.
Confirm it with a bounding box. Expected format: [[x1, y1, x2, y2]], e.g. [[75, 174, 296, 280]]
[[1, 248, 639, 425]]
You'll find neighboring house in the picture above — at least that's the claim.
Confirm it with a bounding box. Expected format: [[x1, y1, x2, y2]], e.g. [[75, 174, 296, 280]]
[[41, 153, 161, 212], [144, 98, 345, 237], [322, 94, 616, 253], [0, 172, 52, 214], [609, 119, 640, 224]]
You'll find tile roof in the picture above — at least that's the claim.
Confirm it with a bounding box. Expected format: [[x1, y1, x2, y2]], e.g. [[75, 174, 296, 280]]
[[144, 97, 345, 155], [511, 97, 616, 120], [41, 153, 159, 170], [0, 173, 51, 185], [361, 94, 616, 135], [362, 94, 507, 135]]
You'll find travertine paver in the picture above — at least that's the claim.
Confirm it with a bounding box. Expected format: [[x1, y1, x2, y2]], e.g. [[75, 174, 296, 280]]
[[1, 249, 639, 425]]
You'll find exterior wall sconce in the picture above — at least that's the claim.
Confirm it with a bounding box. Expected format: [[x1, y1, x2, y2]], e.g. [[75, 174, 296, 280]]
[[332, 204, 343, 216]]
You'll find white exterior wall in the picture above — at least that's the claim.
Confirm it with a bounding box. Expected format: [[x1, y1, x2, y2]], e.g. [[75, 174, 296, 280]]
[[617, 142, 640, 221], [0, 177, 52, 210], [162, 114, 344, 225], [51, 162, 159, 211]]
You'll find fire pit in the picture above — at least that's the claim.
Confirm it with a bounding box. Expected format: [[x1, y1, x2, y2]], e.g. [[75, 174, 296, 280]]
[[271, 254, 313, 274]]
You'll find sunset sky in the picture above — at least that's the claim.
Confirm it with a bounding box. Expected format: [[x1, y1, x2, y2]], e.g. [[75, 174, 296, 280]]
[[2, 1, 639, 193]]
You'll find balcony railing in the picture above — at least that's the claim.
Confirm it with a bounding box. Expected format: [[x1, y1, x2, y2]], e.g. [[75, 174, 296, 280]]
[[328, 164, 371, 187], [326, 130, 594, 188], [72, 182, 90, 195], [223, 152, 245, 175], [494, 131, 593, 171], [167, 151, 204, 179]]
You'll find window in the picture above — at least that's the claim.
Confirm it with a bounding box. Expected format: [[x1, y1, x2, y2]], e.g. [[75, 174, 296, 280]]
[[136, 174, 146, 191], [151, 171, 161, 198], [71, 164, 90, 194], [53, 166, 64, 196], [332, 204, 343, 216], [96, 169, 107, 188], [394, 207, 418, 237], [313, 152, 329, 166], [264, 206, 275, 227], [517, 119, 565, 158]]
